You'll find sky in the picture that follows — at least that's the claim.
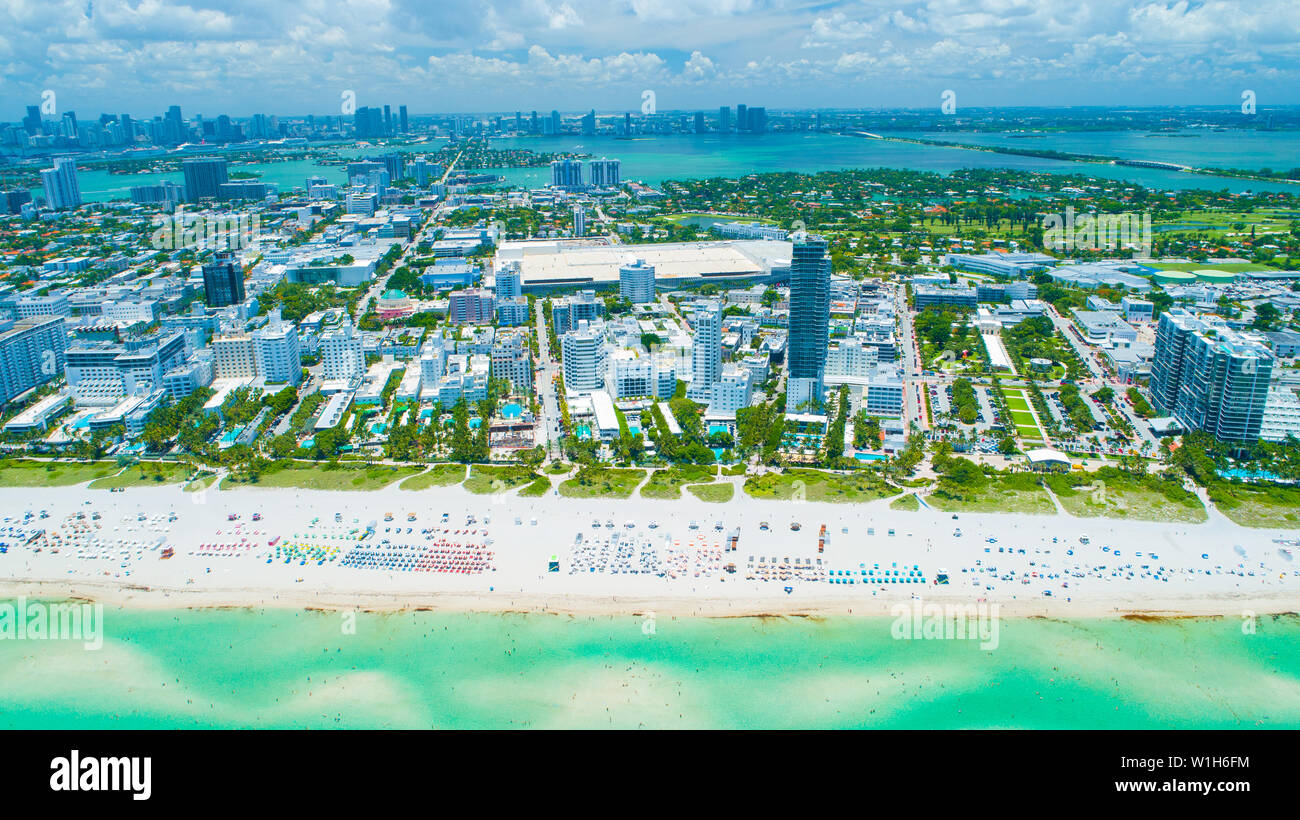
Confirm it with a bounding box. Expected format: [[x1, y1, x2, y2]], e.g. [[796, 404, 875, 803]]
[[0, 0, 1297, 118]]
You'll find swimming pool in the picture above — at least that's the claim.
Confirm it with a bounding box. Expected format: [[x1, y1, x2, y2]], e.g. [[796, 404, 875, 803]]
[[501, 402, 523, 419], [855, 452, 888, 462]]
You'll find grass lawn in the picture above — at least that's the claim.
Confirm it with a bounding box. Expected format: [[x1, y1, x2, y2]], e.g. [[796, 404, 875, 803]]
[[925, 472, 1057, 515], [890, 493, 920, 511], [0, 459, 120, 487], [399, 464, 467, 490], [222, 462, 424, 491], [559, 467, 647, 499], [545, 462, 572, 475], [463, 465, 542, 495], [184, 473, 219, 493], [1208, 481, 1300, 528], [686, 483, 734, 503], [1044, 469, 1207, 523], [518, 476, 552, 497], [744, 468, 897, 503], [641, 465, 716, 499], [88, 461, 194, 489]]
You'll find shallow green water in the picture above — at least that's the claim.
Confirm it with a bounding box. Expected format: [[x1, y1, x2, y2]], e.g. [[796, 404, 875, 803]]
[[0, 604, 1296, 729]]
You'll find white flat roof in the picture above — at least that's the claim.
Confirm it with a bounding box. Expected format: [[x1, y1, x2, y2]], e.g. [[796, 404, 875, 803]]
[[1025, 448, 1070, 464], [982, 332, 1014, 370], [495, 239, 788, 287], [591, 390, 619, 433]]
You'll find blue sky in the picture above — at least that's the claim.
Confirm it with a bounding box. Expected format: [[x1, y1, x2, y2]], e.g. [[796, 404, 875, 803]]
[[1, 0, 1296, 117]]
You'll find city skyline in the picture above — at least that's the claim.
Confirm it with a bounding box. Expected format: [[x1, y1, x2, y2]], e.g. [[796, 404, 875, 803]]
[[1, 1, 1299, 115]]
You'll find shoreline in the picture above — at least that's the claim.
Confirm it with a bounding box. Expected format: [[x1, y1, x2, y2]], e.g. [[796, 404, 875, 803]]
[[3, 578, 1297, 621]]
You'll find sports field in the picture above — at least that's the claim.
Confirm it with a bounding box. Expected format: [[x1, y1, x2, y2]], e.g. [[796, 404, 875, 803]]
[[1001, 386, 1046, 443]]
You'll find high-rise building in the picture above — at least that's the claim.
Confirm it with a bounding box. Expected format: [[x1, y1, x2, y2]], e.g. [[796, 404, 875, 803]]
[[718, 106, 731, 133], [383, 105, 393, 136], [572, 205, 585, 237], [618, 259, 656, 304], [353, 106, 384, 138], [252, 309, 302, 386], [550, 159, 584, 191], [687, 300, 722, 402], [201, 253, 245, 308], [212, 335, 257, 379], [588, 158, 621, 188], [1, 189, 33, 215], [562, 319, 606, 394], [399, 105, 409, 133], [694, 111, 705, 133], [736, 104, 748, 132], [164, 105, 185, 144], [321, 321, 365, 383], [182, 157, 229, 201], [550, 110, 561, 134], [448, 289, 494, 324], [40, 156, 82, 210], [23, 105, 42, 135], [551, 291, 604, 333], [1150, 308, 1273, 443], [129, 181, 183, 206], [490, 333, 532, 393], [494, 262, 522, 300], [380, 152, 405, 181], [787, 238, 832, 411], [747, 106, 767, 134], [0, 317, 68, 404], [581, 110, 596, 135]]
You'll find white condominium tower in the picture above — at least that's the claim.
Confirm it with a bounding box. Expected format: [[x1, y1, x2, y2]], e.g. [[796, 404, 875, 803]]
[[321, 320, 366, 383], [687, 300, 722, 402]]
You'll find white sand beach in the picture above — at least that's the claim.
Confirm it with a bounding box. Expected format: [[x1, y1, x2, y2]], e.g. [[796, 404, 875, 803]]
[[1, 479, 1297, 618]]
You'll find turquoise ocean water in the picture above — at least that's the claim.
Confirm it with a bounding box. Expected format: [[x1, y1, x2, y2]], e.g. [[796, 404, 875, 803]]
[[1, 605, 1297, 729]]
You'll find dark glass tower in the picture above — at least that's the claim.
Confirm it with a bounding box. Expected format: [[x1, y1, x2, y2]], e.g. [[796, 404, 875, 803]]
[[787, 237, 831, 410]]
